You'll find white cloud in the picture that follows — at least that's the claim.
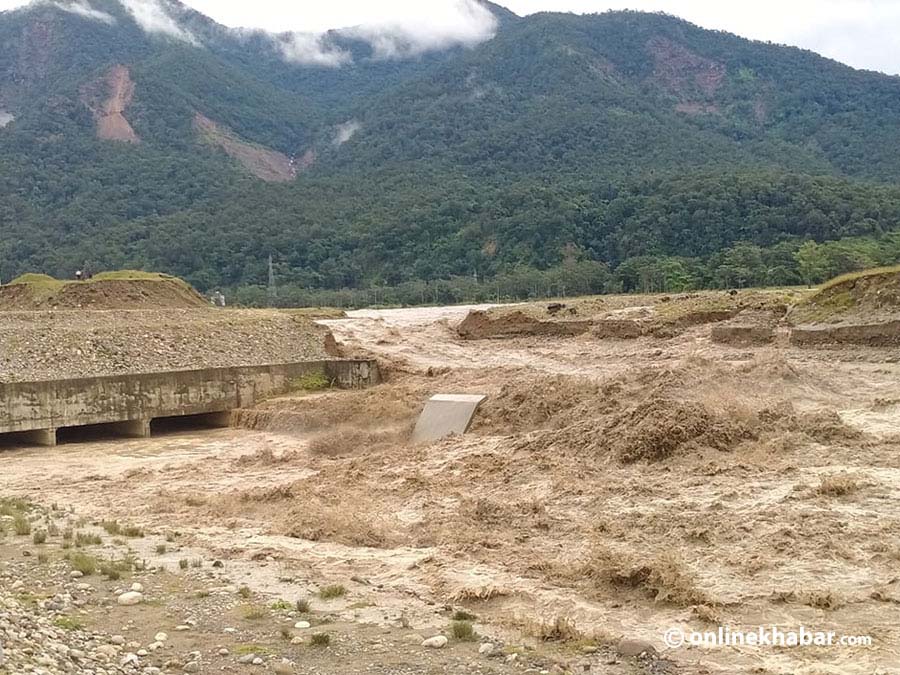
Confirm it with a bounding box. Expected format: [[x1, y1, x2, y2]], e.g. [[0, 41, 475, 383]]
[[119, 0, 197, 43], [0, 0, 898, 74], [333, 120, 361, 146], [52, 0, 115, 23], [277, 32, 351, 67], [340, 0, 498, 59]]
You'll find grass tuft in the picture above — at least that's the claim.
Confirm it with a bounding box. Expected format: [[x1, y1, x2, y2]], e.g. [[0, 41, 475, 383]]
[[318, 585, 346, 600], [240, 604, 269, 621], [310, 632, 331, 647], [13, 516, 31, 536], [70, 553, 98, 576], [450, 620, 476, 641]]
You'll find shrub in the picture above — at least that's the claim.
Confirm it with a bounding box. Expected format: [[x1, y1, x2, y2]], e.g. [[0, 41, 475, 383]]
[[70, 553, 97, 576], [451, 609, 477, 621], [318, 585, 346, 600], [75, 532, 102, 547], [310, 633, 331, 647], [13, 516, 31, 536], [295, 598, 311, 613], [291, 372, 331, 392], [32, 530, 47, 544], [450, 620, 476, 641], [241, 604, 268, 620]]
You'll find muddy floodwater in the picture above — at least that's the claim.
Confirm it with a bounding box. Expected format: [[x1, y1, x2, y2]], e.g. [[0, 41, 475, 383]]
[[3, 303, 900, 674]]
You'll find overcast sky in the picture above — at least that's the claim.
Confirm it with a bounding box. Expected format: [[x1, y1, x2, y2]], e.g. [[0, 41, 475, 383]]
[[3, 0, 899, 74]]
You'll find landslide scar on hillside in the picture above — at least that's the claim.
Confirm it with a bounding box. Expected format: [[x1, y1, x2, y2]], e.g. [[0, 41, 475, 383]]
[[192, 113, 296, 183], [647, 36, 725, 106], [82, 65, 140, 144]]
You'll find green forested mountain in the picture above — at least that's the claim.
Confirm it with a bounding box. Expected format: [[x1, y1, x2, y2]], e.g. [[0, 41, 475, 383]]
[[1, 0, 900, 303]]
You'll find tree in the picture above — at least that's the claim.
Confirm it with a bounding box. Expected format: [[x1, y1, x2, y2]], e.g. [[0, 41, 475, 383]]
[[794, 241, 829, 287]]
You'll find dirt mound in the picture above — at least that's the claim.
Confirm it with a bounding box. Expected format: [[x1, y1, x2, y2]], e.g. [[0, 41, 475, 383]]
[[758, 402, 863, 443], [515, 395, 754, 464], [608, 397, 754, 463], [789, 266, 900, 325], [471, 375, 604, 434], [0, 272, 209, 310], [711, 324, 776, 346], [591, 319, 646, 339], [457, 309, 590, 339]]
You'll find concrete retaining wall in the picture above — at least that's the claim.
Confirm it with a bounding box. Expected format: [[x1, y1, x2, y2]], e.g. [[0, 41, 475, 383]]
[[0, 360, 378, 446]]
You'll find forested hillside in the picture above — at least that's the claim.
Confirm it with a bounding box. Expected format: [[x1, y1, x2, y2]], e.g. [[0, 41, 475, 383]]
[[1, 0, 900, 305]]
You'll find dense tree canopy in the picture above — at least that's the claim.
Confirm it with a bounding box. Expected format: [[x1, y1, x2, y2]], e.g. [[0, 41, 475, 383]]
[[1, 3, 900, 305]]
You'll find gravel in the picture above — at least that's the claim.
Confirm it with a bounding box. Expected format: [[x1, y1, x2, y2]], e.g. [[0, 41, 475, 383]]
[[0, 309, 332, 382]]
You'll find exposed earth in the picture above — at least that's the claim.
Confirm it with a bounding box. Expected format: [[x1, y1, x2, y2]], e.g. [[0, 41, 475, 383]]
[[2, 287, 900, 674]]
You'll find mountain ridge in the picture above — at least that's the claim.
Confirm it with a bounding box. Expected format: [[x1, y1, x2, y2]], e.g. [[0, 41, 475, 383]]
[[1, 1, 899, 301]]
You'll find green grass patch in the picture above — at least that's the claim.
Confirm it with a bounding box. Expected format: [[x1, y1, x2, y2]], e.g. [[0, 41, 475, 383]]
[[54, 615, 84, 630], [0, 497, 31, 517], [234, 643, 274, 656], [290, 372, 331, 393]]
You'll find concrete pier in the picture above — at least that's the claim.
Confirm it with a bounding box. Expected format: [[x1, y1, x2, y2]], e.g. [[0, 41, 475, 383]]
[[0, 360, 378, 447]]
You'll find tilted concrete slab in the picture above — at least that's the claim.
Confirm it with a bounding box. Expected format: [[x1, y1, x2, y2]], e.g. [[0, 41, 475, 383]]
[[412, 394, 487, 443]]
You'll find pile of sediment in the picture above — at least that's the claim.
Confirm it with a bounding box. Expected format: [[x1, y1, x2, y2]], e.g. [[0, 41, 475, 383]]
[[0, 272, 209, 310], [0, 309, 334, 382]]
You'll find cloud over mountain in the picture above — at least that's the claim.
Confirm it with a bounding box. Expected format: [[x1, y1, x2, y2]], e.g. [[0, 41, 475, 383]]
[[119, 0, 196, 42], [51, 0, 115, 23]]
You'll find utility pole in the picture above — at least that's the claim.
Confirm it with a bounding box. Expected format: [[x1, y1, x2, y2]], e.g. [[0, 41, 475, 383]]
[[267, 254, 277, 306]]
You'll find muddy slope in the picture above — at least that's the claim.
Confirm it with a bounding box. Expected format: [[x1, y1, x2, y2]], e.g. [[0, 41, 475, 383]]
[[193, 113, 295, 183], [82, 65, 140, 143]]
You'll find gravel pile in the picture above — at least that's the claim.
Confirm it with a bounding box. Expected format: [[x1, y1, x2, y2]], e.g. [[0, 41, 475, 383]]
[[0, 309, 332, 382], [0, 589, 150, 675]]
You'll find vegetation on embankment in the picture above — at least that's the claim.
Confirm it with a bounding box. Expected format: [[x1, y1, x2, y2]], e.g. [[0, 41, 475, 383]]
[[788, 265, 900, 325], [1, 271, 209, 310]]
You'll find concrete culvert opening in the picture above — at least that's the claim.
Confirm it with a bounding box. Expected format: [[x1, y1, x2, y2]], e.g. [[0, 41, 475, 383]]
[[56, 420, 145, 445], [0, 430, 54, 449], [150, 412, 232, 436]]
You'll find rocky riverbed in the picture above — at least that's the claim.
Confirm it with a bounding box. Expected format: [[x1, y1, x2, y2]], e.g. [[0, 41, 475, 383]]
[[1, 498, 621, 674]]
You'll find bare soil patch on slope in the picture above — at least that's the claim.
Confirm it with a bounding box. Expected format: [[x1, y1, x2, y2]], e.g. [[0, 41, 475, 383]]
[[193, 113, 295, 182], [82, 64, 139, 143]]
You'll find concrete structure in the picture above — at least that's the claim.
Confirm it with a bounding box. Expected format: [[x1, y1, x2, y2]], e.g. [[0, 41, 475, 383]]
[[0, 360, 378, 447], [412, 394, 487, 443]]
